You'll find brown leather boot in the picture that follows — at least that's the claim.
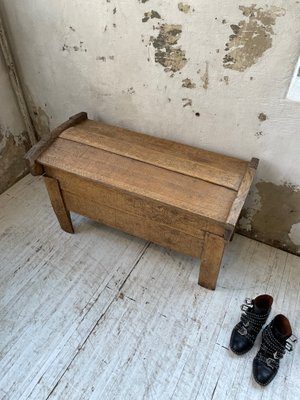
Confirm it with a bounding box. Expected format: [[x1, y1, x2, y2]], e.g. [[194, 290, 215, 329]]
[[230, 294, 273, 355], [253, 314, 297, 386]]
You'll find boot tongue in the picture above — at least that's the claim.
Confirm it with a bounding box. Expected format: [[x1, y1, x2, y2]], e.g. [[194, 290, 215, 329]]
[[272, 324, 291, 343], [252, 302, 268, 315]]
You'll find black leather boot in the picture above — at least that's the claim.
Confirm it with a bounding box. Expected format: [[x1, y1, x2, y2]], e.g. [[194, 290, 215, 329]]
[[230, 294, 273, 355], [253, 314, 297, 386]]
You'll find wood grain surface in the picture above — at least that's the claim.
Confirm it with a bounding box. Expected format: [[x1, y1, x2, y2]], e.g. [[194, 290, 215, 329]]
[[63, 190, 204, 258], [25, 112, 87, 175], [39, 138, 236, 224], [43, 176, 74, 234], [45, 166, 225, 238], [61, 119, 248, 191], [35, 115, 258, 290], [199, 232, 225, 290]]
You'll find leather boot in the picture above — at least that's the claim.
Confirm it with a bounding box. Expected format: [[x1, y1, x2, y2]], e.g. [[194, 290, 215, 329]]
[[253, 314, 297, 386], [230, 294, 273, 355]]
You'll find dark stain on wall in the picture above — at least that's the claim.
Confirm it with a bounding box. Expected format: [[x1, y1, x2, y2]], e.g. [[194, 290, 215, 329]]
[[31, 107, 50, 139], [223, 5, 285, 71], [142, 10, 161, 22], [62, 41, 87, 52], [201, 61, 209, 89], [0, 127, 30, 194], [25, 89, 50, 139], [182, 78, 196, 88], [96, 55, 114, 61], [258, 112, 267, 121], [255, 131, 263, 138], [223, 76, 229, 85], [238, 182, 300, 255], [150, 24, 187, 72], [178, 3, 191, 13], [182, 98, 192, 107]]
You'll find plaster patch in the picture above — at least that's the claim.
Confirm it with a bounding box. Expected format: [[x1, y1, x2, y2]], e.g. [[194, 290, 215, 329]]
[[223, 5, 285, 71], [178, 3, 191, 13], [182, 78, 196, 88], [150, 24, 187, 72], [142, 10, 161, 23], [238, 182, 300, 254]]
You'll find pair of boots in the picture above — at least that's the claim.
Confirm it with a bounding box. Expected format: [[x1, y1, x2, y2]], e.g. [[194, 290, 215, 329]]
[[230, 294, 297, 386]]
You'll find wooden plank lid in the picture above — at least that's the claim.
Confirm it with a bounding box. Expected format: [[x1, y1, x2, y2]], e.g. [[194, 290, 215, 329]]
[[26, 112, 259, 228], [60, 119, 249, 191]]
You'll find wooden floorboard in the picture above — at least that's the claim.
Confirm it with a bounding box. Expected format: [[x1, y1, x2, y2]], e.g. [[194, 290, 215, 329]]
[[0, 175, 299, 400]]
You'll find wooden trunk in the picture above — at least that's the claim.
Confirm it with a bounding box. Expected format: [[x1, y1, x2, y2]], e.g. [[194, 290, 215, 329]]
[[25, 112, 258, 290]]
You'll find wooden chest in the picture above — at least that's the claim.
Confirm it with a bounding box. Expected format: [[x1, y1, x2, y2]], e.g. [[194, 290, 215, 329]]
[[25, 112, 258, 290]]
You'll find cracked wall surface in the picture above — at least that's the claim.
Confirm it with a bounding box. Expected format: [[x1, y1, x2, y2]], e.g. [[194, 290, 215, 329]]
[[1, 1, 300, 253]]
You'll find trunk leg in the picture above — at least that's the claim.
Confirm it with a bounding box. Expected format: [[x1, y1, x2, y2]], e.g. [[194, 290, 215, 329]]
[[198, 233, 225, 290], [44, 176, 74, 234]]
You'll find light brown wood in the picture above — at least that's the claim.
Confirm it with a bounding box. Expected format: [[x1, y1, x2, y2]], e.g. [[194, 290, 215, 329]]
[[62, 190, 204, 258], [25, 112, 87, 175], [39, 138, 236, 224], [225, 157, 259, 232], [44, 176, 74, 234], [61, 119, 249, 191], [45, 166, 225, 238], [27, 113, 259, 289], [198, 232, 225, 290]]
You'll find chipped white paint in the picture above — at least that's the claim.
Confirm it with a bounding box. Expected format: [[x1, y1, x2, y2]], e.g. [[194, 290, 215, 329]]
[[0, 176, 300, 400], [289, 223, 300, 246], [1, 0, 300, 244]]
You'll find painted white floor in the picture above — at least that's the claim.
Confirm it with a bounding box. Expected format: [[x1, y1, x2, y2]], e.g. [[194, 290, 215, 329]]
[[0, 175, 299, 400]]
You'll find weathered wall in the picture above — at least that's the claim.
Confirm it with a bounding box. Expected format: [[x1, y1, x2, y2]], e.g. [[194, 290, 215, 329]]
[[0, 49, 29, 194], [1, 1, 300, 253]]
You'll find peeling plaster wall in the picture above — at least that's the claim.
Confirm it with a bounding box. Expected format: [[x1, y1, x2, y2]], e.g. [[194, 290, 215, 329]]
[[2, 1, 300, 253], [0, 50, 29, 194]]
